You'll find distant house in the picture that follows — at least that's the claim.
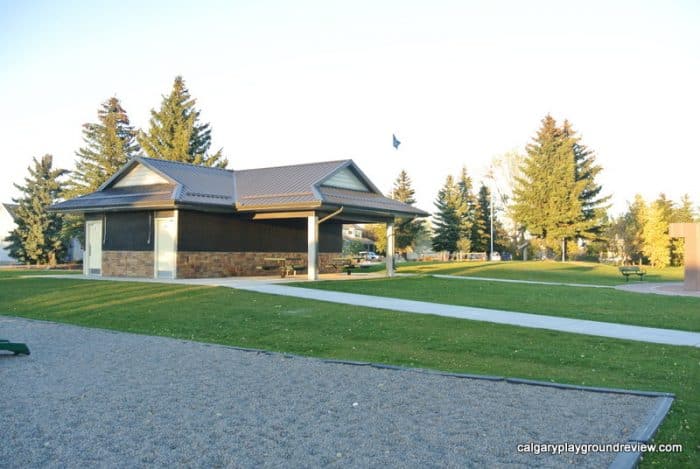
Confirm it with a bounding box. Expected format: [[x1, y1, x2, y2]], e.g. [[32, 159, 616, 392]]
[[51, 157, 428, 280], [342, 224, 376, 252], [1, 203, 18, 264]]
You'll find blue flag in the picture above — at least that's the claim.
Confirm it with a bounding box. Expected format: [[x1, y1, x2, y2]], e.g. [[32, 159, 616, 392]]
[[392, 134, 401, 149]]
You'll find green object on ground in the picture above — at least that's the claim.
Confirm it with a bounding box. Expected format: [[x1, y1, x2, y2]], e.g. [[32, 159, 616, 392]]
[[619, 265, 647, 281], [0, 339, 30, 355]]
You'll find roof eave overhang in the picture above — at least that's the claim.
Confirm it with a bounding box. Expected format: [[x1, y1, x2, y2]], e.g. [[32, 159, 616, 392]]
[[316, 203, 428, 220], [235, 201, 323, 212], [49, 201, 178, 214]]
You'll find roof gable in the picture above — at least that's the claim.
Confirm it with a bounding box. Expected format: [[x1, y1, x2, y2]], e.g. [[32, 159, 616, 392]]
[[321, 167, 370, 191], [113, 163, 169, 188], [235, 160, 349, 208], [52, 157, 236, 212]]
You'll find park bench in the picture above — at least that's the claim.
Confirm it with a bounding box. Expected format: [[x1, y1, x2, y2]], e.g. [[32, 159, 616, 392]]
[[328, 257, 361, 275], [619, 266, 646, 281], [0, 339, 30, 355]]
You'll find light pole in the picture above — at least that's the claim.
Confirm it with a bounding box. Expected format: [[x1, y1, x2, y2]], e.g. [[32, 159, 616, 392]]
[[490, 187, 494, 260]]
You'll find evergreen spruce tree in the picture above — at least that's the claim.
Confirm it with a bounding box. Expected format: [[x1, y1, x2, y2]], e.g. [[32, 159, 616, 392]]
[[63, 97, 140, 243], [138, 76, 227, 168], [66, 96, 140, 198], [389, 170, 424, 256], [673, 194, 697, 222], [432, 175, 461, 256], [472, 184, 491, 252], [473, 184, 508, 255], [563, 120, 611, 239], [4, 155, 68, 265], [456, 166, 476, 254], [513, 115, 608, 260]]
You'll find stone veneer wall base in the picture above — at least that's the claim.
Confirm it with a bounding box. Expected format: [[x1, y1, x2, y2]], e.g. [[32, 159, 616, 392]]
[[177, 251, 343, 278], [102, 251, 154, 277]]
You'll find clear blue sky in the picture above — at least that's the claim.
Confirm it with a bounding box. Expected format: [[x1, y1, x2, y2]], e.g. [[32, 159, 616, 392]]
[[1, 0, 698, 216]]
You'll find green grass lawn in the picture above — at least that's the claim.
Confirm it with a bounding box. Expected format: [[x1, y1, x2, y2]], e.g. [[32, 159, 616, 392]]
[[292, 276, 700, 332], [395, 260, 684, 285], [1, 271, 698, 467], [0, 267, 81, 279]]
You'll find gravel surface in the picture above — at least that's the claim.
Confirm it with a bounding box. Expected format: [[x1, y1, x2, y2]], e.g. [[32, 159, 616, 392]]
[[1, 317, 663, 468]]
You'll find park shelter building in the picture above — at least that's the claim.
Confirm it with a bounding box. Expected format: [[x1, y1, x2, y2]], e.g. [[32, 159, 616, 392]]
[[51, 157, 428, 280]]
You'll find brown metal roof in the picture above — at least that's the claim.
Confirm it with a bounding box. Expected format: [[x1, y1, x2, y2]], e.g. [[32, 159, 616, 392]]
[[234, 160, 348, 208], [318, 187, 427, 217], [51, 157, 428, 219], [51, 184, 176, 212]]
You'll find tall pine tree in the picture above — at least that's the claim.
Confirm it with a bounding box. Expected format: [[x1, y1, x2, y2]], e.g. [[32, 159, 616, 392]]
[[5, 155, 67, 265], [456, 166, 476, 254], [63, 97, 140, 244], [66, 96, 140, 198], [563, 120, 611, 238], [138, 76, 227, 168], [432, 175, 461, 255], [513, 115, 608, 260], [473, 183, 507, 255], [472, 184, 492, 252], [389, 170, 424, 256]]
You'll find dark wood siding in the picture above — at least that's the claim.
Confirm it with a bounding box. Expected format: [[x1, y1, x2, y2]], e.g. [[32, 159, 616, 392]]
[[320, 221, 343, 252], [178, 210, 342, 253], [103, 212, 153, 251]]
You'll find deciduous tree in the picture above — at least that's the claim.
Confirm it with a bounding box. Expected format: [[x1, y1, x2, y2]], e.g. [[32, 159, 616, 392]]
[[642, 195, 672, 268]]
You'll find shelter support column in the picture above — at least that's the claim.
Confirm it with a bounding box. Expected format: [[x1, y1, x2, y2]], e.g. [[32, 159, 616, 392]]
[[386, 220, 395, 277], [308, 214, 319, 281]]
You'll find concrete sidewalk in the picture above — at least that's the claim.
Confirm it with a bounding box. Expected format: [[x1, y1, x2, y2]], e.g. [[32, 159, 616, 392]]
[[38, 274, 700, 348], [430, 273, 615, 289], [224, 282, 700, 348], [615, 281, 700, 298]]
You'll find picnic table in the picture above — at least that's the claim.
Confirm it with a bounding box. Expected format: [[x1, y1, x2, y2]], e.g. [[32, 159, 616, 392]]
[[261, 257, 306, 278], [619, 266, 646, 281], [328, 256, 364, 275]]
